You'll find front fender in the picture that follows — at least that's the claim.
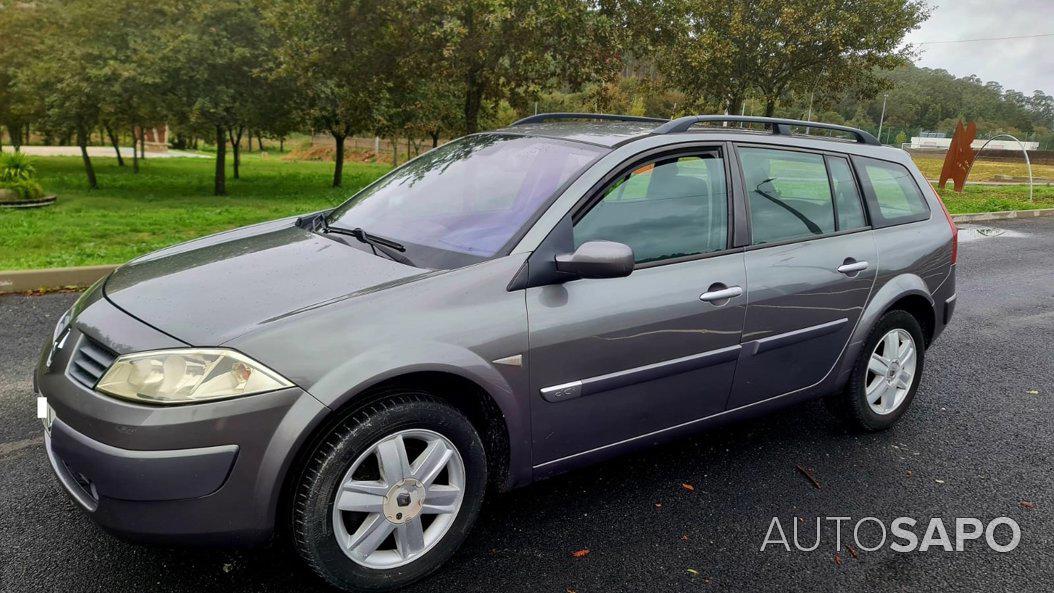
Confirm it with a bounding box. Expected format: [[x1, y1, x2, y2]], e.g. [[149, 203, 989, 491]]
[[308, 340, 532, 489]]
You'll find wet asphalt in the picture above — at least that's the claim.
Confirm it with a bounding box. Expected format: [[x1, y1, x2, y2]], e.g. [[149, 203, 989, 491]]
[[1, 217, 1052, 592]]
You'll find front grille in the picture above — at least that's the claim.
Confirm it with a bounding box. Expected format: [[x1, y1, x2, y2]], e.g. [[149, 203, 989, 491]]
[[68, 335, 118, 388]]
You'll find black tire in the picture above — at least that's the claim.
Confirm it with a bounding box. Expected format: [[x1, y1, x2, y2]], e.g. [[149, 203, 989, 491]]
[[291, 393, 487, 592], [826, 310, 926, 432]]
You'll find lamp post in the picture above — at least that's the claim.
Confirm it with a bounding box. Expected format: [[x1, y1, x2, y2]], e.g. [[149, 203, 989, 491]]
[[877, 94, 888, 144]]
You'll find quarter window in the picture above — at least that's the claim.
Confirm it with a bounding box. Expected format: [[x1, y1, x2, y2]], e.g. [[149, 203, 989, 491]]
[[740, 148, 835, 245], [856, 158, 930, 225], [574, 152, 728, 264]]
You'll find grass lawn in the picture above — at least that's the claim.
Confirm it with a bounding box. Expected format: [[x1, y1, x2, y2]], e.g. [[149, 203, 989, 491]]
[[1, 153, 1052, 271], [912, 153, 1054, 182], [0, 155, 389, 270]]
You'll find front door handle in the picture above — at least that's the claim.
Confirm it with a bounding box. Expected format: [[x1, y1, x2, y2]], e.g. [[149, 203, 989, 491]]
[[699, 284, 743, 303], [837, 260, 869, 275]]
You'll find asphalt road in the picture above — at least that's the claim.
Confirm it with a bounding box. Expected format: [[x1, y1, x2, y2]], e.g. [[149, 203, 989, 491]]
[[2, 218, 1052, 593]]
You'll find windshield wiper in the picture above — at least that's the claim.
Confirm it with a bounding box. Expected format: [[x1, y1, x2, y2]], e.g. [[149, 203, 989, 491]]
[[317, 217, 414, 266]]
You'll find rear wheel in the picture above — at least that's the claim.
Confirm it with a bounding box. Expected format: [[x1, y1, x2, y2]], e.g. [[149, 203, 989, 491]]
[[827, 310, 925, 431], [291, 393, 487, 591]]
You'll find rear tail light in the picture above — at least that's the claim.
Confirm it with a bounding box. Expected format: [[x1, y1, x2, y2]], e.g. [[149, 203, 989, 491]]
[[932, 186, 958, 265]]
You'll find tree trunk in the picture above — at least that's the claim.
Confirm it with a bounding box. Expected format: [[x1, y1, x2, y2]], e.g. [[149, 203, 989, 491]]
[[130, 126, 139, 173], [11, 124, 22, 151], [279, 137, 284, 152], [77, 128, 98, 190], [430, 130, 439, 148], [391, 136, 398, 166], [258, 135, 264, 151], [245, 129, 252, 152], [764, 100, 776, 118], [464, 76, 484, 134], [139, 130, 146, 160], [214, 125, 226, 196], [227, 126, 243, 179], [332, 132, 346, 187], [105, 126, 125, 166], [24, 124, 29, 145]]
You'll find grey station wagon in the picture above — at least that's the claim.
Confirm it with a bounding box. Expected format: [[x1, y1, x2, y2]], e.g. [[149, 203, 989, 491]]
[[35, 114, 958, 591]]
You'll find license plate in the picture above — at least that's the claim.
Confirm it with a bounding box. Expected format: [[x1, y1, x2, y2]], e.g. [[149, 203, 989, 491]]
[[37, 397, 55, 434]]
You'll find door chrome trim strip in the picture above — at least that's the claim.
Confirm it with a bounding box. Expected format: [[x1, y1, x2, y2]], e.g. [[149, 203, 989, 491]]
[[539, 344, 741, 403], [749, 317, 848, 355]]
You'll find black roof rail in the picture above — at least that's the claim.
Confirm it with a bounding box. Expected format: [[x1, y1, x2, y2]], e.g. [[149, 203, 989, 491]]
[[652, 115, 881, 146], [511, 112, 669, 126]]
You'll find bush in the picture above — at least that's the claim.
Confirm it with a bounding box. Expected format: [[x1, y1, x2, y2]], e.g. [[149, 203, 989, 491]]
[[0, 151, 37, 182], [0, 179, 45, 201]]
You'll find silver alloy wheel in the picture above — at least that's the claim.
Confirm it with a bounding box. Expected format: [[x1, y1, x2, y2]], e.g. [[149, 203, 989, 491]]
[[865, 328, 917, 415], [331, 428, 466, 569]]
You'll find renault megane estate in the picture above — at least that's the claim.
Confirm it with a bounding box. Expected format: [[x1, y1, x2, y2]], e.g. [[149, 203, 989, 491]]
[[35, 114, 957, 591]]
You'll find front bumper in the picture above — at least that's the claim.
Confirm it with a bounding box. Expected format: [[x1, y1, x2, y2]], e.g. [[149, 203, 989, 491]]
[[36, 291, 330, 546]]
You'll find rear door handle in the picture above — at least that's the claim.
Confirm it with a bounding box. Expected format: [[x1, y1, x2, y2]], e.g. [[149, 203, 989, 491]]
[[837, 261, 869, 275], [699, 285, 743, 303]]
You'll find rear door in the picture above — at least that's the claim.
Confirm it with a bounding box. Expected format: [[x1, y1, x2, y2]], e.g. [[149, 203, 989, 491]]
[[726, 146, 877, 409], [527, 147, 747, 465]]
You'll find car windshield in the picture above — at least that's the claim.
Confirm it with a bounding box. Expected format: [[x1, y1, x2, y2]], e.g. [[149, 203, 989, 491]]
[[327, 134, 606, 269]]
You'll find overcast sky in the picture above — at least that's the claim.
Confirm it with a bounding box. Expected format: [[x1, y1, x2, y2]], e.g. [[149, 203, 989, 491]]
[[902, 0, 1053, 96]]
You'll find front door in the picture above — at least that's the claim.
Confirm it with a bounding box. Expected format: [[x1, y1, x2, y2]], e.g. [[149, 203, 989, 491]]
[[526, 148, 747, 465], [727, 147, 877, 409]]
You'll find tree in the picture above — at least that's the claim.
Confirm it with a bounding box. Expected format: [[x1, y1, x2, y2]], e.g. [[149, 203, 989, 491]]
[[0, 0, 45, 152], [155, 0, 274, 195], [427, 0, 622, 134], [658, 0, 928, 116], [269, 0, 418, 187]]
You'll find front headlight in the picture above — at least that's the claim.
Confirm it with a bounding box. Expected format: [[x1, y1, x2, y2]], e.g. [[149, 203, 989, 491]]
[[96, 348, 294, 405]]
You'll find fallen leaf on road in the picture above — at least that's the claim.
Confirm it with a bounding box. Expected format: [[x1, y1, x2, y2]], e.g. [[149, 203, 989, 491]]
[[681, 483, 695, 492], [566, 588, 577, 593], [935, 479, 945, 484], [687, 568, 699, 576], [570, 549, 590, 558], [847, 546, 858, 559], [681, 534, 689, 542], [655, 502, 663, 509], [906, 470, 913, 476], [1020, 500, 1036, 510], [834, 553, 842, 566], [1026, 389, 1039, 395], [795, 465, 821, 489]]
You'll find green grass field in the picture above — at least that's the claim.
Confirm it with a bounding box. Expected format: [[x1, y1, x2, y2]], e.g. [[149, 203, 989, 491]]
[[0, 155, 389, 270], [1, 154, 1051, 270]]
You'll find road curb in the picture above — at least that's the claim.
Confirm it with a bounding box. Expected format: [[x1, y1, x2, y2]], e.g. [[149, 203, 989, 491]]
[[0, 264, 117, 294], [951, 208, 1054, 223]]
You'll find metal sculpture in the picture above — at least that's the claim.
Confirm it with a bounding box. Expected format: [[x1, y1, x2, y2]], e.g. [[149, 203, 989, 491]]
[[939, 120, 977, 192]]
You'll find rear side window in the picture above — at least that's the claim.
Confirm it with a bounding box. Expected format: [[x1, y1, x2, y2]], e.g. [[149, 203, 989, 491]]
[[827, 157, 867, 230], [855, 157, 930, 225], [574, 152, 728, 264], [739, 148, 835, 244]]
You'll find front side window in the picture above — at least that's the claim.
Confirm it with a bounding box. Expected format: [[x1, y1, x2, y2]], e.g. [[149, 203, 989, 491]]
[[856, 157, 930, 225], [573, 152, 728, 264], [740, 147, 835, 245], [327, 134, 606, 269]]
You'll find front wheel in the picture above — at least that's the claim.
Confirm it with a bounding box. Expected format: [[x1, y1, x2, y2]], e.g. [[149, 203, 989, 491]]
[[291, 393, 487, 592], [827, 310, 926, 431]]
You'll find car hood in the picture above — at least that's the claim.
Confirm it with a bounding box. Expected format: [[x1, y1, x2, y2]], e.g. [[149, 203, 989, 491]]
[[104, 218, 429, 345]]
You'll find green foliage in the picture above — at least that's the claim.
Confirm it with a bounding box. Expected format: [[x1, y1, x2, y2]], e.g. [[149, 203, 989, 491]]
[[0, 151, 36, 181], [0, 179, 45, 200]]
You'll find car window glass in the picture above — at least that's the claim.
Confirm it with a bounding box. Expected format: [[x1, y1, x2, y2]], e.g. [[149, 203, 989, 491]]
[[740, 148, 834, 244], [858, 159, 929, 223], [574, 153, 728, 264], [828, 157, 867, 230]]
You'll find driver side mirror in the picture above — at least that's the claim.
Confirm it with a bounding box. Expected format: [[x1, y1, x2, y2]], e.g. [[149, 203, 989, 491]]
[[555, 241, 635, 279]]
